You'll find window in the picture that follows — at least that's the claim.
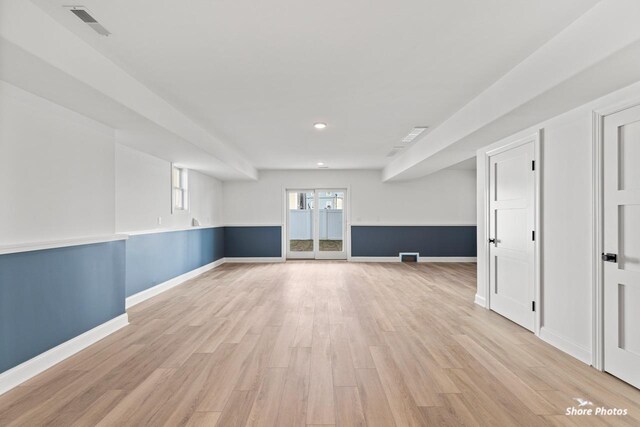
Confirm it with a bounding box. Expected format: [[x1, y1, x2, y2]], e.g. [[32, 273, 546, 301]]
[[172, 165, 189, 212]]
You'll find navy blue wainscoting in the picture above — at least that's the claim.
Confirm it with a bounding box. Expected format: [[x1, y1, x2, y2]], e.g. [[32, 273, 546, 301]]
[[350, 226, 477, 257], [0, 241, 126, 373], [224, 226, 282, 258], [125, 227, 225, 297]]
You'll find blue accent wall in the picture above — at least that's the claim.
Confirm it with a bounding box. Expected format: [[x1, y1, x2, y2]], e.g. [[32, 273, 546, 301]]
[[1, 224, 476, 376], [224, 226, 282, 258], [351, 226, 477, 257], [0, 241, 125, 374], [125, 227, 224, 297]]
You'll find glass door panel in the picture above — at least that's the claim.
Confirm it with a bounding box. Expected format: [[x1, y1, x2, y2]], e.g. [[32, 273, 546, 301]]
[[316, 190, 346, 259], [286, 189, 347, 260], [287, 190, 315, 258]]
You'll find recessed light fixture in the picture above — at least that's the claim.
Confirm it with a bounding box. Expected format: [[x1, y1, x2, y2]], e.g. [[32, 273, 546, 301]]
[[314, 122, 327, 130], [317, 162, 325, 166], [401, 126, 428, 143]]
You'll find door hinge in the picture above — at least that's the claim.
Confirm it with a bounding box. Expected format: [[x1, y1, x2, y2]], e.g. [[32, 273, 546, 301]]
[[532, 301, 536, 312], [531, 160, 535, 171], [532, 230, 535, 241]]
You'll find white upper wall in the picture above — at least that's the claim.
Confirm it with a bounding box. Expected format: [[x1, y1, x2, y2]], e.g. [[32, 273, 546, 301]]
[[0, 81, 115, 246], [223, 169, 476, 226], [0, 79, 225, 247], [115, 143, 223, 233]]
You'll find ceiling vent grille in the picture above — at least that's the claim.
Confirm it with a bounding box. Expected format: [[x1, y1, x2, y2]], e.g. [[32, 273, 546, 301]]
[[388, 126, 429, 157], [67, 7, 111, 36], [401, 126, 428, 144]]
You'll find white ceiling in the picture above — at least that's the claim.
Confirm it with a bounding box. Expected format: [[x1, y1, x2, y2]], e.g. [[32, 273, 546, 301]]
[[33, 0, 597, 172]]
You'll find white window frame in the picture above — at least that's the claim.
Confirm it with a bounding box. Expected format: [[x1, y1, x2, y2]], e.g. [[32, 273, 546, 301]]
[[171, 164, 189, 213]]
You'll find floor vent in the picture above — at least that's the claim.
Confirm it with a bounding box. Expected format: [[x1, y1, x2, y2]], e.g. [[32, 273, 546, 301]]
[[399, 252, 419, 263]]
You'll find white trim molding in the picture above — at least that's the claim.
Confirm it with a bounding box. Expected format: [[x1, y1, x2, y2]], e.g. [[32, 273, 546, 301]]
[[126, 257, 287, 310], [225, 257, 285, 263], [126, 258, 225, 309], [592, 110, 605, 371], [350, 257, 399, 263], [474, 294, 487, 308], [420, 257, 477, 263], [0, 313, 129, 397], [349, 223, 477, 227], [0, 234, 129, 256], [349, 256, 476, 263], [123, 225, 223, 237], [223, 223, 283, 227], [539, 327, 591, 365]]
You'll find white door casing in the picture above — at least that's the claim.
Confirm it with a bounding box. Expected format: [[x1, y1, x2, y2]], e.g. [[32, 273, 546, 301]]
[[603, 105, 640, 389], [488, 140, 536, 331]]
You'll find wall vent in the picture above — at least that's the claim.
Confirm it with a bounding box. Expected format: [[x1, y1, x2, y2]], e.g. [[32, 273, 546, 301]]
[[399, 252, 419, 263], [67, 6, 111, 36]]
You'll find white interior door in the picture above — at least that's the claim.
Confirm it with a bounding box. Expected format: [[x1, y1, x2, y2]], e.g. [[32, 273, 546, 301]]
[[603, 105, 640, 389], [489, 141, 536, 331]]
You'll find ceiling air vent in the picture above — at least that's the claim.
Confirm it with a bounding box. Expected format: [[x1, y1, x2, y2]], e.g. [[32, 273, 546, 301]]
[[67, 6, 111, 36], [401, 126, 428, 144], [387, 126, 429, 157]]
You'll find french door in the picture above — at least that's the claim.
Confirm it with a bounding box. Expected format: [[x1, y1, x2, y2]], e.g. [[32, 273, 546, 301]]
[[603, 105, 640, 389], [286, 189, 347, 260]]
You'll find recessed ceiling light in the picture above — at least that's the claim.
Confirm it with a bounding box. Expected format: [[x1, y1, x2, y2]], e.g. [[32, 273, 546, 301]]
[[314, 122, 327, 130], [401, 126, 428, 143], [317, 162, 325, 166]]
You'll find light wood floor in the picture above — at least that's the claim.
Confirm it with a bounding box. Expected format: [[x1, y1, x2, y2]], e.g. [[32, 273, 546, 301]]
[[1, 262, 639, 426]]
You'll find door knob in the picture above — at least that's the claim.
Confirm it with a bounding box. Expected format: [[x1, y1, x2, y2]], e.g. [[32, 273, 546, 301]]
[[602, 253, 617, 263], [488, 238, 496, 244]]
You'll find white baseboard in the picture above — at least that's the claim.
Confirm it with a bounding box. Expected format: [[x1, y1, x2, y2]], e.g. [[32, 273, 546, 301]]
[[0, 313, 129, 397], [539, 327, 591, 365], [349, 257, 399, 262], [474, 294, 487, 308], [126, 258, 225, 309], [224, 257, 285, 263], [349, 256, 477, 263], [419, 257, 477, 263], [126, 257, 286, 309]]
